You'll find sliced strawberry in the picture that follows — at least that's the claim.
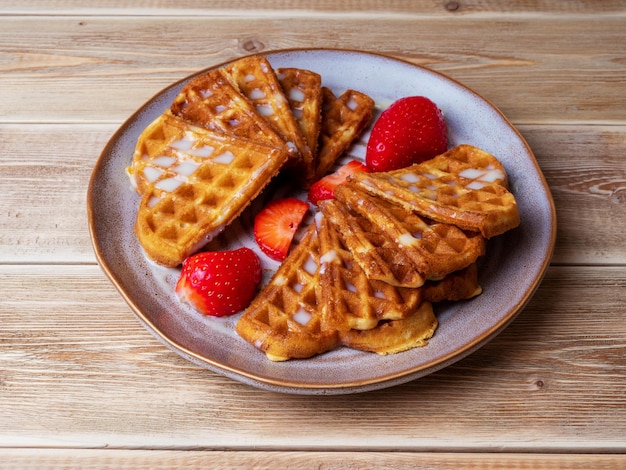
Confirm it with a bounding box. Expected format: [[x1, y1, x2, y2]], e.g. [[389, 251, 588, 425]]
[[175, 247, 262, 317], [254, 197, 309, 261], [366, 96, 448, 172], [307, 160, 370, 205]]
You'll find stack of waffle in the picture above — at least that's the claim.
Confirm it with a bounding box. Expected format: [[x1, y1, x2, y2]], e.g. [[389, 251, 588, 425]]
[[237, 144, 520, 361], [126, 55, 520, 360], [127, 55, 375, 267]]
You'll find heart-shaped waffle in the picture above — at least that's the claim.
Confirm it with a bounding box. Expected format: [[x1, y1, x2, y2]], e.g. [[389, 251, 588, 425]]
[[349, 144, 520, 238]]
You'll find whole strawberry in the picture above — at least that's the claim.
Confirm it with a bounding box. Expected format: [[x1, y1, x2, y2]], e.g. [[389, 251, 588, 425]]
[[366, 96, 448, 172], [175, 247, 262, 317]]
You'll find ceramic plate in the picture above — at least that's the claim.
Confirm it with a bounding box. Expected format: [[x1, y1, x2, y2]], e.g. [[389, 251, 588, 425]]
[[88, 49, 556, 395]]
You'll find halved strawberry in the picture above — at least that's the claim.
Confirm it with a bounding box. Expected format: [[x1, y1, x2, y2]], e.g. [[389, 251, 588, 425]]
[[175, 247, 262, 317], [307, 160, 370, 205], [253, 197, 309, 261]]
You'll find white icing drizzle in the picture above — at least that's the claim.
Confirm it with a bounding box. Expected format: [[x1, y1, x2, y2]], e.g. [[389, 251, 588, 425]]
[[289, 88, 305, 101], [249, 88, 266, 100], [303, 255, 318, 275], [212, 150, 235, 165], [398, 232, 418, 247], [152, 156, 177, 167], [188, 145, 215, 158], [173, 161, 200, 177], [143, 166, 164, 183], [459, 167, 504, 183], [479, 169, 505, 182], [170, 136, 194, 151], [400, 173, 420, 183], [154, 177, 183, 193], [466, 181, 486, 190], [320, 250, 338, 264], [459, 168, 484, 179], [274, 275, 287, 286], [256, 104, 274, 117], [293, 307, 312, 326]]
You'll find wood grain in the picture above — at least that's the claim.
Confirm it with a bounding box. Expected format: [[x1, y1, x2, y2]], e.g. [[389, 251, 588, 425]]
[[0, 450, 625, 470], [1, 16, 624, 123], [2, 0, 625, 14], [1, 265, 625, 450]]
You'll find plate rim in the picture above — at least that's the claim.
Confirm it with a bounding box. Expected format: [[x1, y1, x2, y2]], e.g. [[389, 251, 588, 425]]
[[87, 47, 557, 394]]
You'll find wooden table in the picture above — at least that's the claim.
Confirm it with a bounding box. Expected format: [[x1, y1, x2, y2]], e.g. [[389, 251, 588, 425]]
[[2, 1, 625, 468]]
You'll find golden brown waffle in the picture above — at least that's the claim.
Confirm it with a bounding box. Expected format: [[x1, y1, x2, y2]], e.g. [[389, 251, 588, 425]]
[[349, 144, 520, 238], [421, 263, 482, 304], [316, 87, 375, 179], [236, 224, 339, 361], [334, 184, 486, 283], [339, 301, 438, 355], [224, 56, 313, 173], [236, 219, 483, 360], [338, 264, 482, 355], [169, 68, 287, 151], [316, 212, 422, 332], [276, 67, 323, 183], [128, 110, 225, 196], [276, 67, 322, 159], [319, 197, 427, 288], [133, 112, 289, 267]]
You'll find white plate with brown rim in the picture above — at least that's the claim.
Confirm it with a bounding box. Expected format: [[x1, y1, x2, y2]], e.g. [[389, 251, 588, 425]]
[[87, 48, 556, 395]]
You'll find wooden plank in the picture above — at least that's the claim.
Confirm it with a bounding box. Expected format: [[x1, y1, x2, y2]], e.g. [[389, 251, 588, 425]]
[[1, 123, 623, 264], [0, 124, 112, 263], [521, 125, 626, 265], [1, 0, 624, 15], [0, 16, 624, 123], [0, 449, 625, 469], [1, 265, 625, 450]]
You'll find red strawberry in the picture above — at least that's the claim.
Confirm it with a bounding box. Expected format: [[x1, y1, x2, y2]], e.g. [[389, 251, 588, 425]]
[[254, 197, 309, 261], [308, 160, 370, 205], [366, 96, 448, 172], [175, 247, 261, 317]]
